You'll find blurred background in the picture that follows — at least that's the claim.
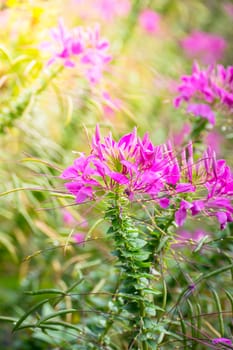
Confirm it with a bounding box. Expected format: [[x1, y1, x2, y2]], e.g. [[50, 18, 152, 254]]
[[0, 0, 233, 348]]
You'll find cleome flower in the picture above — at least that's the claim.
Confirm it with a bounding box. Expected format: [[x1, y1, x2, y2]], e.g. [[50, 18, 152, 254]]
[[61, 126, 233, 230], [61, 126, 180, 204], [174, 62, 233, 125], [42, 19, 111, 84]]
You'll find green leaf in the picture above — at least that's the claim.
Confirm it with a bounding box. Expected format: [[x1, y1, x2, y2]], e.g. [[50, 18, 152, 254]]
[[134, 250, 150, 261], [143, 288, 162, 296], [195, 263, 233, 284], [0, 316, 17, 323], [131, 238, 147, 249], [13, 298, 50, 331], [38, 309, 78, 324], [212, 289, 224, 336]]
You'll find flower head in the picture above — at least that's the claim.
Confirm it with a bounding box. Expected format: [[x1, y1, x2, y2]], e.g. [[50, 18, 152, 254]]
[[61, 126, 179, 203], [174, 62, 233, 125], [61, 127, 233, 230], [42, 19, 111, 84], [181, 31, 227, 65]]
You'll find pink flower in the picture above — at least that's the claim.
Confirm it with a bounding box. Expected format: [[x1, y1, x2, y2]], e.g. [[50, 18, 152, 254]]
[[139, 9, 160, 34], [73, 233, 85, 244], [61, 127, 233, 230], [174, 144, 233, 229], [61, 126, 179, 204], [174, 62, 233, 125], [42, 19, 111, 84], [62, 209, 76, 226], [181, 31, 227, 64]]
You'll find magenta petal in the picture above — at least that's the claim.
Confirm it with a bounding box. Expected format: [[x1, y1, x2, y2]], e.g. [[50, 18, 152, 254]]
[[166, 164, 180, 185], [110, 172, 129, 184], [61, 166, 77, 179], [76, 187, 93, 203], [159, 198, 170, 209], [176, 183, 196, 193], [175, 200, 192, 226], [175, 208, 187, 227], [215, 211, 228, 230], [190, 200, 205, 215]]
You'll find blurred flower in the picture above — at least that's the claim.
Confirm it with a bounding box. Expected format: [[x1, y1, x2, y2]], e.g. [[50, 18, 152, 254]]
[[102, 91, 122, 118], [93, 0, 131, 21], [175, 143, 233, 230], [223, 2, 233, 17], [181, 31, 227, 65], [139, 9, 160, 34], [212, 338, 232, 345], [42, 19, 111, 84], [174, 62, 233, 125], [73, 232, 85, 244], [176, 229, 207, 243], [62, 209, 76, 226]]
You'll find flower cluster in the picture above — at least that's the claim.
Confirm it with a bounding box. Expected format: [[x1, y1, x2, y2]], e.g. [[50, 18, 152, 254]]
[[42, 19, 111, 84], [181, 31, 226, 65], [174, 62, 233, 125], [61, 127, 233, 230]]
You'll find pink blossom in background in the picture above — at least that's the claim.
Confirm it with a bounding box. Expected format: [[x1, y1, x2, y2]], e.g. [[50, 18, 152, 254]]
[[174, 62, 233, 125], [42, 19, 111, 84], [102, 91, 122, 118], [62, 209, 88, 228], [223, 2, 233, 17], [176, 229, 207, 243], [94, 0, 131, 21], [62, 209, 76, 226], [172, 123, 191, 147], [73, 232, 85, 244], [181, 31, 227, 65], [139, 9, 160, 34]]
